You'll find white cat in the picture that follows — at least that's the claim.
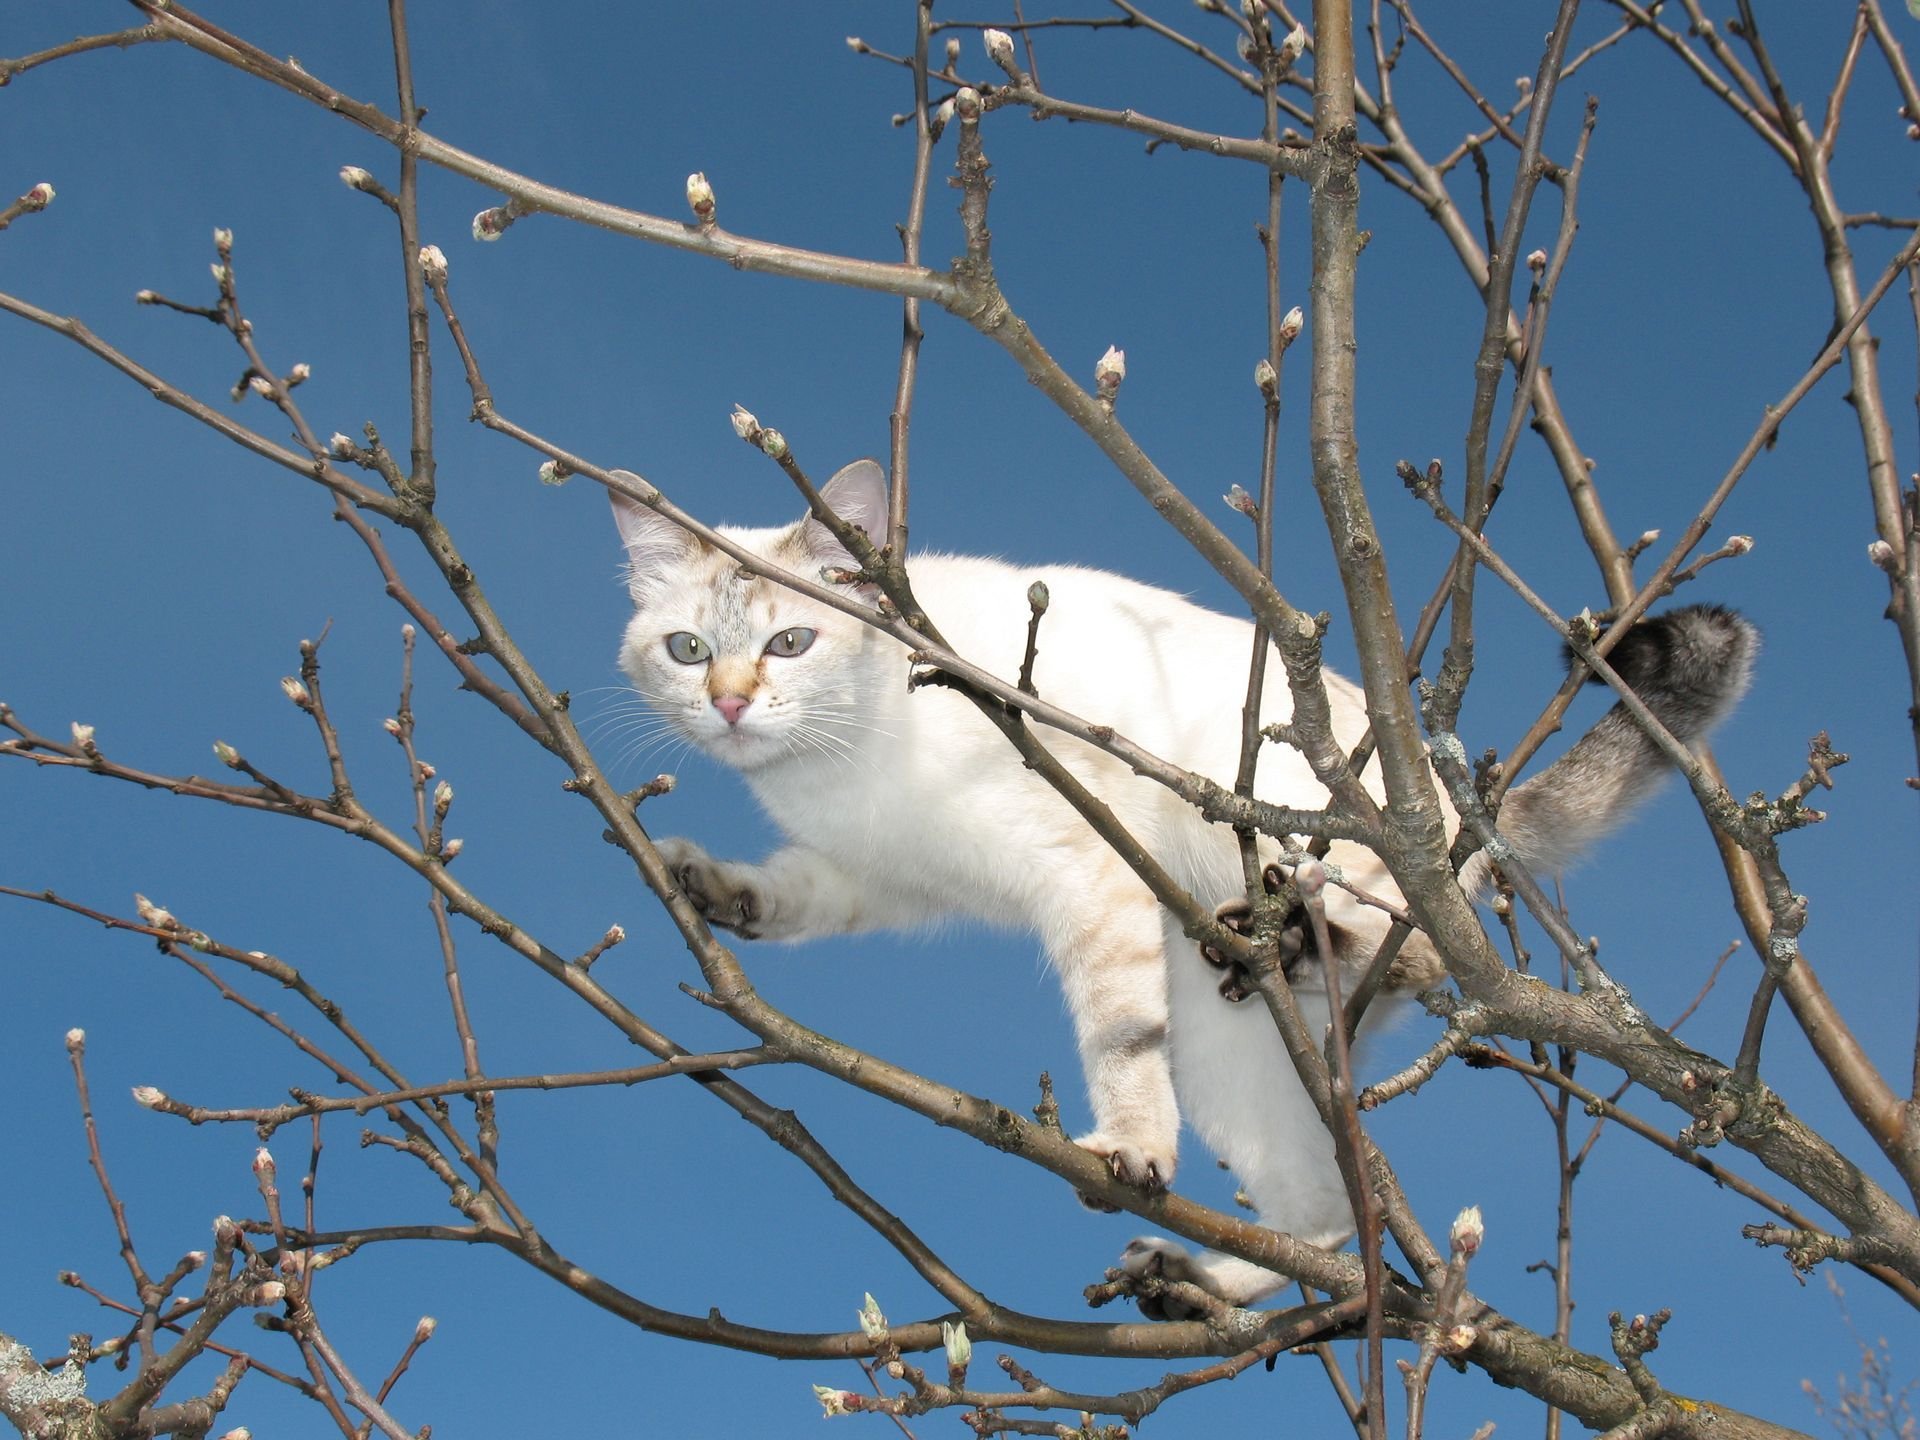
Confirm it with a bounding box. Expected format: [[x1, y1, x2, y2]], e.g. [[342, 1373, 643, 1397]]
[[610, 459, 1756, 1310]]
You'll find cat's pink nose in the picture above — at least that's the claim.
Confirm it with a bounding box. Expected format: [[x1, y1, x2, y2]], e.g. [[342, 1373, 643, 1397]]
[[713, 694, 751, 726]]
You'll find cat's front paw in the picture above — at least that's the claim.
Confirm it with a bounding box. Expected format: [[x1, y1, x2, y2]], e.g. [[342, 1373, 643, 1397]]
[[1072, 1130, 1175, 1211], [654, 837, 772, 939], [1118, 1237, 1213, 1322]]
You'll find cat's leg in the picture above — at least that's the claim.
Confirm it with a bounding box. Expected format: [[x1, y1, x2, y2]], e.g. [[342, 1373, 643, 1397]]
[[1112, 912, 1357, 1312], [1042, 875, 1182, 1195], [654, 837, 913, 941]]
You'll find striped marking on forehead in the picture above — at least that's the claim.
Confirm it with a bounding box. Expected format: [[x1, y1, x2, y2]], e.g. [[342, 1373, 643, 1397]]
[[688, 544, 782, 655]]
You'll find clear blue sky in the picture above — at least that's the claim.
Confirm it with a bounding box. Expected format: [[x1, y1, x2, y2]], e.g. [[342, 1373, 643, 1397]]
[[4, 3, 1916, 1435]]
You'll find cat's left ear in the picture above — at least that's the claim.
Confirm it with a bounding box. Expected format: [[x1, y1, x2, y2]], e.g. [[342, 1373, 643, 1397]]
[[609, 471, 696, 602], [803, 458, 890, 587]]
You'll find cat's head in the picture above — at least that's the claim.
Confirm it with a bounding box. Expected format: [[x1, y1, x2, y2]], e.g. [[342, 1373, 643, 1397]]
[[611, 459, 891, 773]]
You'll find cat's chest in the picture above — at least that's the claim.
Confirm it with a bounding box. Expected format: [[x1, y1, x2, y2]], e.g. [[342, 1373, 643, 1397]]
[[746, 724, 1058, 907]]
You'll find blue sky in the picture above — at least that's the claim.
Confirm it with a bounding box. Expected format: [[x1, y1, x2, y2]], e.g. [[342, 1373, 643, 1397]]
[[3, 3, 1917, 1435]]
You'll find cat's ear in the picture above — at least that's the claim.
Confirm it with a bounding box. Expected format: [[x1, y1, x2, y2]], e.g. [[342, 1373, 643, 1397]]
[[609, 472, 694, 602], [802, 459, 890, 577]]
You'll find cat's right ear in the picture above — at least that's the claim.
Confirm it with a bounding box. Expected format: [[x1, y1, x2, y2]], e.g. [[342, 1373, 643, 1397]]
[[608, 471, 694, 602], [805, 459, 891, 570]]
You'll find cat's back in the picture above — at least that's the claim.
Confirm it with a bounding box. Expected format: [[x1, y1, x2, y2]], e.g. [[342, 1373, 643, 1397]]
[[903, 550, 1273, 758]]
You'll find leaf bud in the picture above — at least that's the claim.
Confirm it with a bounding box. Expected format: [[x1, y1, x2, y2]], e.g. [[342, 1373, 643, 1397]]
[[538, 459, 570, 486], [135, 894, 177, 929], [729, 404, 760, 442], [70, 721, 96, 750], [415, 1316, 438, 1341], [25, 182, 55, 209], [247, 375, 275, 399], [685, 171, 716, 225], [280, 676, 313, 709], [65, 1028, 85, 1052], [942, 1320, 972, 1370], [813, 1386, 856, 1417], [983, 28, 1016, 70], [213, 740, 241, 768], [1278, 306, 1304, 344], [857, 1292, 887, 1340], [1094, 345, 1126, 397], [440, 837, 464, 860], [418, 244, 448, 281], [1254, 358, 1278, 396], [339, 166, 375, 190], [329, 433, 355, 458], [131, 1085, 166, 1108], [1450, 1203, 1484, 1256]]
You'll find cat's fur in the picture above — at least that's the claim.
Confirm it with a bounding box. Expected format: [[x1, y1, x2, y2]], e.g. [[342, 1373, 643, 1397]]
[[611, 459, 1757, 1309]]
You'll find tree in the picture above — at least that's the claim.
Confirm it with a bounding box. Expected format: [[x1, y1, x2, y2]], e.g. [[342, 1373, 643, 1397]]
[[3, 2, 1917, 1436]]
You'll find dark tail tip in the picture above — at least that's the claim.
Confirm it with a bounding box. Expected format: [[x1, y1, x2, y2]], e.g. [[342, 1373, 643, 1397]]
[[1567, 604, 1759, 742]]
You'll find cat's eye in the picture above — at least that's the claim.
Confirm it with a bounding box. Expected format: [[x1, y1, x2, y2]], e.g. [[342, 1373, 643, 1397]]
[[765, 627, 817, 658], [665, 632, 709, 665]]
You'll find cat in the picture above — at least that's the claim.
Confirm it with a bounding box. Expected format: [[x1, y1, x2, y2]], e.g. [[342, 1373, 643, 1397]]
[[610, 457, 1757, 1311]]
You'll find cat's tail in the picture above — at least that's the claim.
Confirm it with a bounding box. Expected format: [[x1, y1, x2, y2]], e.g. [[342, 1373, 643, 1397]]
[[1478, 604, 1759, 880]]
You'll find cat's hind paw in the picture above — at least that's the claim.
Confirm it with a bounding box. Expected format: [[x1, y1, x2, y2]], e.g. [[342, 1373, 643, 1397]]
[[1118, 1237, 1214, 1322], [654, 837, 772, 940], [1072, 1130, 1174, 1211]]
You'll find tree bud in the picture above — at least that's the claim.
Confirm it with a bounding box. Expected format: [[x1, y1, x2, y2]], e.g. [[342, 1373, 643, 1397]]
[[1254, 358, 1278, 396], [538, 459, 570, 486], [339, 166, 375, 190], [25, 182, 55, 209], [942, 1320, 971, 1370], [983, 28, 1016, 69], [135, 894, 177, 929], [729, 404, 760, 441], [685, 171, 716, 224], [65, 1028, 85, 1052], [1278, 306, 1304, 344], [132, 1086, 166, 1108], [812, 1386, 856, 1417], [70, 722, 96, 749], [1451, 1204, 1484, 1255], [280, 676, 312, 709], [418, 245, 448, 281], [1094, 345, 1126, 396], [857, 1292, 887, 1340]]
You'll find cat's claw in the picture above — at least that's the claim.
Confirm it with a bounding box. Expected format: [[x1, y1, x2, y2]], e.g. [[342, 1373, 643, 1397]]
[[1072, 1130, 1173, 1210], [655, 837, 770, 940]]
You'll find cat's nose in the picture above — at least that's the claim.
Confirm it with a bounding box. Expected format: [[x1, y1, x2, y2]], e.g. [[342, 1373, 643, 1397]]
[[712, 694, 751, 726]]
